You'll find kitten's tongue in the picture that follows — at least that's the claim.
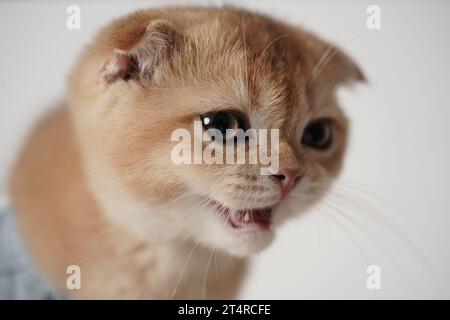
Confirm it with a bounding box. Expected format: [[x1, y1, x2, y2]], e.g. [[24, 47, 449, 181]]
[[229, 209, 272, 231]]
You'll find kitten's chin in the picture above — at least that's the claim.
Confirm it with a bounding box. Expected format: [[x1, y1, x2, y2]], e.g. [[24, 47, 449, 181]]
[[222, 231, 275, 257]]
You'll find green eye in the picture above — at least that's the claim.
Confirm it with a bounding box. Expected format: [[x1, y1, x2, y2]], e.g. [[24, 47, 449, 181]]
[[301, 120, 333, 150], [200, 112, 244, 139]]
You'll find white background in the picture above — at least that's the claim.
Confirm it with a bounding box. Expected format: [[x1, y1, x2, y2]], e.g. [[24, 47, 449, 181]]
[[1, 0, 449, 299]]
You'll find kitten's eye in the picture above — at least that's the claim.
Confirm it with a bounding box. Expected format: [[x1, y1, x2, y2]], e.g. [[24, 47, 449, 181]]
[[200, 111, 244, 138], [301, 120, 333, 150]]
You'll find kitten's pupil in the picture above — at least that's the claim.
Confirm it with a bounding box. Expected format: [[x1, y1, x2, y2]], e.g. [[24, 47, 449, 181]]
[[201, 112, 242, 139], [302, 120, 332, 150]]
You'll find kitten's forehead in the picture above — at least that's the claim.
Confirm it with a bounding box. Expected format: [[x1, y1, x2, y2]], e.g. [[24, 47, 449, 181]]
[[161, 8, 355, 135], [190, 18, 310, 132]]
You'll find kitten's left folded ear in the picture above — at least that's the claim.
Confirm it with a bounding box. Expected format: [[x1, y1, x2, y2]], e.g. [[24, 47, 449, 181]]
[[99, 19, 181, 84], [304, 34, 366, 90], [318, 46, 366, 87]]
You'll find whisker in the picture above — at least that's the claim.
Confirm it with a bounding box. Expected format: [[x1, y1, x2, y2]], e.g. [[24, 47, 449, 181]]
[[170, 240, 201, 299], [320, 200, 370, 262], [202, 250, 214, 299]]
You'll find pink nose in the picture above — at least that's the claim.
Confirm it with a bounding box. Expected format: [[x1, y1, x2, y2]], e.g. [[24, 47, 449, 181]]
[[272, 169, 302, 200]]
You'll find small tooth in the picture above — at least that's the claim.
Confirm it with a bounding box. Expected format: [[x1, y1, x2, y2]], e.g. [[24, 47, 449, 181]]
[[243, 212, 250, 222]]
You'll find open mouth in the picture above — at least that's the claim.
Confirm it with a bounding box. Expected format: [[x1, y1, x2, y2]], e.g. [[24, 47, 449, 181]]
[[208, 200, 274, 232]]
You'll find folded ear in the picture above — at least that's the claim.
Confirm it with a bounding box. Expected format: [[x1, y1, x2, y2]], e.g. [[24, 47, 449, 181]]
[[303, 33, 365, 92], [99, 19, 180, 84], [311, 45, 365, 87]]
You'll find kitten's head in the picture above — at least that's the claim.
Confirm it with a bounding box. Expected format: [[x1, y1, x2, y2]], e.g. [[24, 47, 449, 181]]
[[69, 8, 364, 256]]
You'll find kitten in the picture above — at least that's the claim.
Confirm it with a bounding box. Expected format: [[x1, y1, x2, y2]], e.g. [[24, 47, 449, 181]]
[[9, 6, 364, 299]]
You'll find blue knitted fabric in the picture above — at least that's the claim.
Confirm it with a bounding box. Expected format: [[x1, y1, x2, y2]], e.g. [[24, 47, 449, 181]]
[[0, 208, 65, 299]]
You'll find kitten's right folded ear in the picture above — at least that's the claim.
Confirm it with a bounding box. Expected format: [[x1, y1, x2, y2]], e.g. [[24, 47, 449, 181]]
[[99, 19, 181, 84]]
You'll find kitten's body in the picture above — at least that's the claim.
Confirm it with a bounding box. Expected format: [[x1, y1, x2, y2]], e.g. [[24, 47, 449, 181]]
[[9, 7, 363, 299]]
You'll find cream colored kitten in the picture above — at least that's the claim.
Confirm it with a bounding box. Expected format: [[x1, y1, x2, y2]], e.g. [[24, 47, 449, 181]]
[[9, 6, 363, 299]]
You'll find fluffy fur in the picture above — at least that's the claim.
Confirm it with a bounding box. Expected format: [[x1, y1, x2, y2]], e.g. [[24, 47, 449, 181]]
[[9, 6, 363, 299]]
